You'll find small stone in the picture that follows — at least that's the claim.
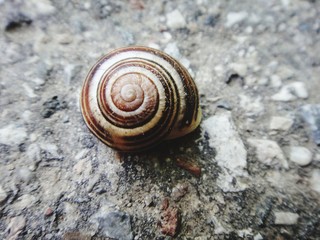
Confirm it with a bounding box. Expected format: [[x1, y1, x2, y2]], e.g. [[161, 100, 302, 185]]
[[21, 110, 32, 123], [281, 0, 291, 7], [176, 158, 201, 177], [129, 0, 145, 10], [57, 33, 73, 44], [164, 42, 192, 70], [62, 115, 69, 123], [63, 232, 92, 240], [144, 195, 154, 207], [239, 94, 264, 117], [171, 183, 188, 202], [269, 116, 293, 131], [12, 194, 37, 210], [16, 167, 35, 183], [258, 77, 269, 86], [164, 42, 181, 61], [0, 124, 27, 146], [217, 100, 233, 110], [271, 82, 308, 101], [225, 11, 248, 28], [270, 75, 282, 88], [75, 149, 90, 160], [247, 138, 288, 169], [5, 216, 26, 239], [289, 146, 312, 166], [86, 175, 99, 193], [26, 143, 41, 163], [274, 211, 299, 225], [44, 207, 54, 216], [254, 233, 263, 240], [159, 198, 179, 237], [0, 185, 7, 203], [98, 211, 133, 240], [22, 83, 37, 98], [73, 159, 92, 175], [204, 14, 219, 27], [147, 43, 160, 50], [299, 104, 320, 145], [276, 65, 294, 80], [310, 169, 320, 193], [91, 1, 121, 19], [203, 111, 248, 192], [210, 216, 227, 234], [229, 63, 248, 77], [31, 77, 45, 86], [166, 10, 186, 29], [25, 0, 56, 17], [40, 143, 62, 161]]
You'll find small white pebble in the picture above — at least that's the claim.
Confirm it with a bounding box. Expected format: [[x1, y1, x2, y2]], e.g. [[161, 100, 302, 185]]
[[166, 10, 186, 29], [0, 185, 7, 203], [310, 169, 320, 193], [274, 211, 299, 225], [225, 11, 248, 28], [269, 116, 293, 131], [289, 146, 312, 166]]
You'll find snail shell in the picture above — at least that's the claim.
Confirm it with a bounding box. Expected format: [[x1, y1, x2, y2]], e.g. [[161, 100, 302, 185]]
[[80, 46, 201, 152]]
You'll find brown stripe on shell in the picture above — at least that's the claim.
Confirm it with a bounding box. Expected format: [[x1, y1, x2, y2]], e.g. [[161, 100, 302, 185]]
[[95, 56, 181, 146], [81, 78, 114, 145], [102, 59, 179, 147], [97, 61, 160, 129]]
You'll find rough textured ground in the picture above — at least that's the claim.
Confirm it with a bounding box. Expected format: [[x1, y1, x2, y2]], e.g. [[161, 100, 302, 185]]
[[0, 0, 320, 239]]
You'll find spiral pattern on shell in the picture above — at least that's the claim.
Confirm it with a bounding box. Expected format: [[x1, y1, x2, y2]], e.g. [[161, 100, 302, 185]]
[[81, 46, 201, 152]]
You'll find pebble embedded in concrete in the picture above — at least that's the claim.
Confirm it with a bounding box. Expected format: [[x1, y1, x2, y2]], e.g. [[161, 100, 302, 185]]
[[0, 0, 319, 238], [5, 216, 26, 239], [254, 233, 264, 240], [269, 116, 293, 131], [166, 10, 186, 29], [270, 75, 282, 88], [203, 111, 248, 192], [299, 104, 320, 145], [0, 185, 7, 203], [239, 94, 265, 117], [247, 138, 288, 169], [16, 167, 35, 184], [98, 211, 133, 240], [288, 146, 312, 166], [274, 211, 299, 225], [310, 169, 320, 193], [229, 63, 248, 77], [0, 124, 27, 146], [271, 82, 308, 101], [171, 183, 189, 202], [225, 11, 248, 28]]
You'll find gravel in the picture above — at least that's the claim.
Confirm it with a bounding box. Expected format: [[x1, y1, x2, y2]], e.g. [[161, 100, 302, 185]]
[[269, 116, 294, 131], [271, 82, 309, 101], [310, 169, 320, 194], [166, 10, 186, 30], [247, 138, 289, 169], [299, 104, 320, 145], [1, 0, 319, 239], [97, 211, 133, 240], [203, 111, 248, 192], [0, 185, 7, 203], [288, 146, 313, 166], [274, 211, 299, 225]]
